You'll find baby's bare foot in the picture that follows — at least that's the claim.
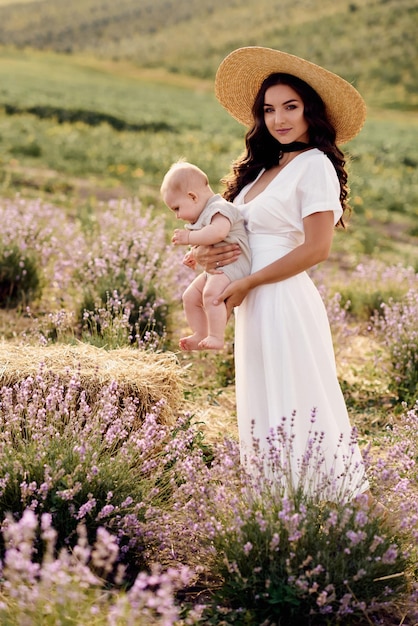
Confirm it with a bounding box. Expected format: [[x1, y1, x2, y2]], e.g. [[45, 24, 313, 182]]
[[179, 334, 205, 351], [198, 335, 224, 351]]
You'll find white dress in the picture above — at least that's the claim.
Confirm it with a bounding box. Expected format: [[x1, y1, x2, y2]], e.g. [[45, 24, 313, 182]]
[[233, 149, 368, 499]]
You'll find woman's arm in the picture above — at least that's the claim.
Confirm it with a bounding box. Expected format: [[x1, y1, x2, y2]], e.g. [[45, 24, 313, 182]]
[[216, 211, 335, 317]]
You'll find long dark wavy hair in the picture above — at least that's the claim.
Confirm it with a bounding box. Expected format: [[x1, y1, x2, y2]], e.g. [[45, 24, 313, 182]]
[[222, 72, 350, 227]]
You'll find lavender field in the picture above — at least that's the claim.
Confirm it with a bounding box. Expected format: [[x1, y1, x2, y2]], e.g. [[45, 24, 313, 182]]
[[0, 189, 417, 625], [0, 0, 417, 620]]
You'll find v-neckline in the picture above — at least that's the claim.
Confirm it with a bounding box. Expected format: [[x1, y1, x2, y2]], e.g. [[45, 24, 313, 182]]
[[242, 149, 313, 204]]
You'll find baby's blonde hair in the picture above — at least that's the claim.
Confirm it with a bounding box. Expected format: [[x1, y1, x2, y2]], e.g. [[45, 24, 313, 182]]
[[160, 160, 209, 195]]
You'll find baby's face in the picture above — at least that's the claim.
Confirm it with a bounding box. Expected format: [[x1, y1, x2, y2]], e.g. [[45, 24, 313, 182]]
[[163, 187, 204, 223]]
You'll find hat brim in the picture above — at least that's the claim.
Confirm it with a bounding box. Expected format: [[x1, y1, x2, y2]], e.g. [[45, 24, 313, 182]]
[[215, 47, 366, 144]]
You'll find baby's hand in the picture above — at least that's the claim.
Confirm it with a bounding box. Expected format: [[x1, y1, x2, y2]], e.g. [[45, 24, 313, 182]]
[[172, 229, 189, 245], [182, 251, 197, 269]]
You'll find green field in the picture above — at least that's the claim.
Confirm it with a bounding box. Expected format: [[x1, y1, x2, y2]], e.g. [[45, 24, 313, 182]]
[[0, 0, 416, 265], [0, 0, 416, 107], [0, 46, 417, 267], [0, 50, 237, 200]]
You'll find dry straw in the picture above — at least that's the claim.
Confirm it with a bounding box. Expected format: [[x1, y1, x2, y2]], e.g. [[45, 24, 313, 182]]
[[0, 342, 183, 424], [215, 46, 367, 144]]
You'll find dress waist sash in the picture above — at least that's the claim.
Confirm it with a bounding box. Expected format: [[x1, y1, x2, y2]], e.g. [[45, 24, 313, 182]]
[[248, 233, 302, 272]]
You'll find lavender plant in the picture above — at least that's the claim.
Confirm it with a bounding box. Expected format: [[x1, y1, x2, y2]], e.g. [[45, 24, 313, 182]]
[[373, 286, 418, 403], [24, 307, 78, 345], [0, 244, 40, 308], [0, 196, 85, 310], [367, 402, 418, 559], [76, 198, 190, 348], [80, 289, 167, 350], [315, 283, 358, 359], [144, 418, 414, 625], [0, 509, 199, 625], [324, 261, 418, 321], [0, 382, 416, 623], [207, 439, 409, 623], [0, 368, 207, 584]]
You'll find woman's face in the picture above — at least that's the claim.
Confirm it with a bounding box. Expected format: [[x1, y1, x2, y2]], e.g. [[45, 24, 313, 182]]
[[263, 83, 309, 145]]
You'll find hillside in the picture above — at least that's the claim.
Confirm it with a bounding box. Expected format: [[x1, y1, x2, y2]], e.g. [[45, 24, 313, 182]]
[[0, 0, 416, 108], [0, 0, 416, 267]]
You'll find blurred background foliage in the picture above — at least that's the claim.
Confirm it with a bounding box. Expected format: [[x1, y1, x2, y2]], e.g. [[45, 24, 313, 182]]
[[0, 0, 416, 110], [0, 0, 416, 268]]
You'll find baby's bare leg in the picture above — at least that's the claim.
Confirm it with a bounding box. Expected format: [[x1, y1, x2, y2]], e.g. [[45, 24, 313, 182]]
[[199, 273, 231, 350], [179, 273, 208, 351]]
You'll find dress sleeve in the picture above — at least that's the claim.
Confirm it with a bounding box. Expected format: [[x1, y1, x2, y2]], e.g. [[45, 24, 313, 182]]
[[299, 153, 343, 226]]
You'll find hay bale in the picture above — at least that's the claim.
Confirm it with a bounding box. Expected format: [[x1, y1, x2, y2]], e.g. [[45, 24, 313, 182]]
[[0, 342, 183, 424]]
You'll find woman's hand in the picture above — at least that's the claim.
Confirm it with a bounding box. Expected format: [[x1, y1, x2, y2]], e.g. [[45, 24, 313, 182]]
[[214, 276, 252, 318], [192, 243, 241, 274]]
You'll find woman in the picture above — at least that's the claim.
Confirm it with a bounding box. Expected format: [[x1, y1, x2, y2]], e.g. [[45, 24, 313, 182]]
[[194, 47, 369, 500]]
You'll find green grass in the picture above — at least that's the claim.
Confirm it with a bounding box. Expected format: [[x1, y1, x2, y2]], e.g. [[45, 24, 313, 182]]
[[0, 0, 416, 109], [0, 0, 417, 266], [0, 50, 241, 211], [0, 48, 416, 267], [0, 49, 216, 124]]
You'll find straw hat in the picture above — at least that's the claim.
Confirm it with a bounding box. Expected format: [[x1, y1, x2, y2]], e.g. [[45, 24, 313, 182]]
[[215, 46, 366, 144]]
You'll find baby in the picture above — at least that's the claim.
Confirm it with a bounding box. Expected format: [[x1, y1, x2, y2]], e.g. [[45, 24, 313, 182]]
[[161, 161, 251, 350]]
